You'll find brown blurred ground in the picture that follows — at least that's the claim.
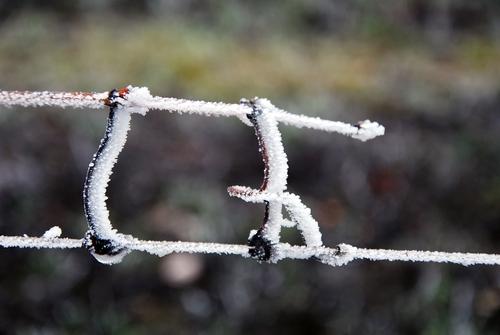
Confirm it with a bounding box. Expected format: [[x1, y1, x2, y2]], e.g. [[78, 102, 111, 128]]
[[0, 1, 500, 334]]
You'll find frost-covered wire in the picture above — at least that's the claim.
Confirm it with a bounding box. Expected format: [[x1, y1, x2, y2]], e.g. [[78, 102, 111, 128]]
[[0, 88, 384, 141], [0, 235, 82, 249], [82, 88, 134, 264], [1, 234, 499, 267], [145, 96, 385, 141], [1, 85, 499, 269], [0, 90, 108, 109], [81, 87, 152, 264], [236, 98, 289, 260], [339, 244, 500, 266], [228, 98, 323, 261], [228, 186, 324, 250]]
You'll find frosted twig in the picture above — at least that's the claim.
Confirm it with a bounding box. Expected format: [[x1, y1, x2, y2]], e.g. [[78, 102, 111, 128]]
[[1, 235, 499, 267]]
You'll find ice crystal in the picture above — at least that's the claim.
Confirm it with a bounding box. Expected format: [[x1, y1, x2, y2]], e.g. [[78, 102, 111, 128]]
[[42, 226, 62, 239]]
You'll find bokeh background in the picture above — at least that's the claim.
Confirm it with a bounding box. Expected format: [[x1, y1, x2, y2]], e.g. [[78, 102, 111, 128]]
[[0, 1, 499, 334]]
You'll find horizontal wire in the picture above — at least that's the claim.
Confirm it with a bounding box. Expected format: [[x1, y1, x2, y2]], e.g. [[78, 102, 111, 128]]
[[1, 235, 498, 267], [0, 89, 384, 141]]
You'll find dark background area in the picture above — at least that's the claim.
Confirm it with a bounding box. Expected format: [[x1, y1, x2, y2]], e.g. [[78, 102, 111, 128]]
[[0, 1, 500, 334]]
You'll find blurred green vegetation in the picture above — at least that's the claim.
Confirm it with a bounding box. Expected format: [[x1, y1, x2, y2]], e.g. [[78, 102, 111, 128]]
[[1, 5, 499, 112]]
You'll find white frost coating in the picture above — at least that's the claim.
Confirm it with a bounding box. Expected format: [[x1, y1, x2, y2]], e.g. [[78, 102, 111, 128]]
[[0, 235, 82, 249], [0, 91, 107, 109], [254, 99, 289, 192], [227, 186, 280, 202], [228, 187, 323, 247], [81, 88, 151, 264], [85, 106, 131, 240], [1, 235, 500, 267], [350, 120, 385, 141], [121, 86, 153, 115], [252, 99, 289, 244], [281, 219, 296, 228], [315, 244, 355, 266], [264, 203, 282, 246], [347, 245, 500, 266], [271, 108, 385, 141], [146, 96, 249, 118], [133, 91, 385, 142], [230, 99, 289, 247], [281, 193, 323, 247], [144, 94, 386, 142], [42, 226, 62, 239], [126, 239, 251, 257], [0, 89, 385, 142]]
